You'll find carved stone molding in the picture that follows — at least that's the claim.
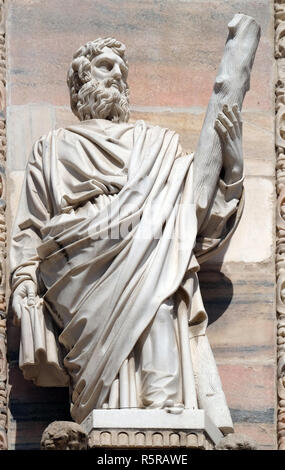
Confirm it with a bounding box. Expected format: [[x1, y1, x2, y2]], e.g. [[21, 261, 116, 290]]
[[0, 0, 7, 451], [275, 0, 285, 451], [275, 2, 285, 58], [82, 409, 222, 450], [88, 430, 214, 450]]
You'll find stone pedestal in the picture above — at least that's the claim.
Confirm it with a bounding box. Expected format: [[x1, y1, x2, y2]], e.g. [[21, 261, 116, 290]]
[[81, 409, 222, 449]]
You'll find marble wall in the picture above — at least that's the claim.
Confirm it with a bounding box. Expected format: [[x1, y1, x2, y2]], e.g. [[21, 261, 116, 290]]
[[5, 0, 276, 449]]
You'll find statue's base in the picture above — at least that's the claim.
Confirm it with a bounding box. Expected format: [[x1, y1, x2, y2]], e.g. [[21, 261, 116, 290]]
[[81, 409, 223, 449]]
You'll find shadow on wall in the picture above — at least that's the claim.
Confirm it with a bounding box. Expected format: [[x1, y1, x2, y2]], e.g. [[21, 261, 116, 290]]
[[199, 264, 234, 326]]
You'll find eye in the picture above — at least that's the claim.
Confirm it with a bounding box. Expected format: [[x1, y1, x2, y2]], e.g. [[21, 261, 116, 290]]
[[96, 60, 112, 71]]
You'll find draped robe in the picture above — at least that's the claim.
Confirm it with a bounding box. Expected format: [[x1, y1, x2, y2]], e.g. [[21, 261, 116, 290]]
[[10, 118, 244, 430]]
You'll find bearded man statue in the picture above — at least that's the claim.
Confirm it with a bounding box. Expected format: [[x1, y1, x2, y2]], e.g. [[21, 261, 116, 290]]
[[9, 24, 259, 435]]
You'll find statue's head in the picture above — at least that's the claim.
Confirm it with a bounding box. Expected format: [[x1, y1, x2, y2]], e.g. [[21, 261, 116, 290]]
[[67, 37, 130, 123]]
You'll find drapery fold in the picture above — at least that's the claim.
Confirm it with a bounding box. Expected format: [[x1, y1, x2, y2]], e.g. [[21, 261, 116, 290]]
[[10, 118, 243, 429]]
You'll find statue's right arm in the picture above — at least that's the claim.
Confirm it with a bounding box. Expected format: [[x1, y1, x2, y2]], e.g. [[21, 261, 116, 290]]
[[10, 137, 51, 325], [12, 280, 37, 326]]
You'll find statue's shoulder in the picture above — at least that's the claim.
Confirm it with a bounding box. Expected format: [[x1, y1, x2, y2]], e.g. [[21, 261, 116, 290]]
[[133, 120, 181, 143], [30, 125, 91, 152], [63, 118, 165, 134], [32, 120, 173, 152], [135, 119, 177, 132], [65, 119, 135, 134], [31, 128, 65, 146]]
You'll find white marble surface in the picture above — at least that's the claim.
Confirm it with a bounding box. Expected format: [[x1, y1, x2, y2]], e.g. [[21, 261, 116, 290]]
[[81, 409, 223, 446]]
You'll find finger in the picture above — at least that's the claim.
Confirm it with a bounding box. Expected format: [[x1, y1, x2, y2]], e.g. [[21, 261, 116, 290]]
[[217, 111, 235, 139], [27, 283, 36, 306], [222, 104, 238, 130], [215, 119, 228, 142], [232, 103, 243, 135]]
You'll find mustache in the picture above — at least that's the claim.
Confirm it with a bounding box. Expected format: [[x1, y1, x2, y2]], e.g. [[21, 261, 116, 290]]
[[103, 78, 123, 92]]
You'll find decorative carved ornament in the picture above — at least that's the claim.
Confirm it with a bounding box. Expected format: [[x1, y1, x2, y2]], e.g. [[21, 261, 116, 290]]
[[0, 0, 7, 451], [275, 0, 285, 451]]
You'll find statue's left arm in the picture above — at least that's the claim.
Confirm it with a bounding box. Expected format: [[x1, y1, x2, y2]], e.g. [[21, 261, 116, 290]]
[[194, 103, 244, 263], [192, 14, 260, 236]]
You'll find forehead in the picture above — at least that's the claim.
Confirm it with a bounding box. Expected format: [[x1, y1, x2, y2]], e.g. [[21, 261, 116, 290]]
[[91, 46, 124, 65]]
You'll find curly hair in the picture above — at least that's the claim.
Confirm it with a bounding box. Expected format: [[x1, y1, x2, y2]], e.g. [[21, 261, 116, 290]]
[[67, 37, 129, 119]]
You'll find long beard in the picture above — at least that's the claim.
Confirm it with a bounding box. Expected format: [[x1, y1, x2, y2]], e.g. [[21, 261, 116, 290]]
[[75, 78, 130, 123]]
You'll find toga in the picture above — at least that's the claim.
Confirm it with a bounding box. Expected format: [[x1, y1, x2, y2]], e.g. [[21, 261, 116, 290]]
[[10, 118, 244, 431]]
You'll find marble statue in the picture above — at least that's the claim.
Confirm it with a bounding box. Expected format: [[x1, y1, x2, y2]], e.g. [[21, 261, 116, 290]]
[[9, 15, 260, 434]]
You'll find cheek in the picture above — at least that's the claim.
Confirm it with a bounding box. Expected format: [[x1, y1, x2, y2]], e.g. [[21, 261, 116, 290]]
[[91, 68, 106, 81]]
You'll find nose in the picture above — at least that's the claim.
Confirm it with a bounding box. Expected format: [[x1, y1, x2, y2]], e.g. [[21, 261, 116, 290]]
[[112, 63, 122, 80]]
